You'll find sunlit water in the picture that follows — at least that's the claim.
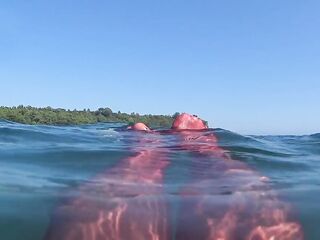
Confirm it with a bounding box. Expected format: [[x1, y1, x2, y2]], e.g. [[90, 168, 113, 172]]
[[0, 120, 319, 239]]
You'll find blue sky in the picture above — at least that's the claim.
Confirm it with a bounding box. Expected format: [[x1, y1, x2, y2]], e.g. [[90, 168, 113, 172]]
[[1, 0, 319, 135]]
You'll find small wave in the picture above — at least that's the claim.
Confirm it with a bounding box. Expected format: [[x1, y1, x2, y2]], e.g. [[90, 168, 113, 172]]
[[310, 133, 320, 138], [99, 128, 120, 137]]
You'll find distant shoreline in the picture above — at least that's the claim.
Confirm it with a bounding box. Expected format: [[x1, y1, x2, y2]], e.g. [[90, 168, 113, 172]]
[[0, 106, 175, 127]]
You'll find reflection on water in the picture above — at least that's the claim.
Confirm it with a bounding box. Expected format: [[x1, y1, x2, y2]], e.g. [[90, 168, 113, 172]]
[[1, 121, 320, 239]]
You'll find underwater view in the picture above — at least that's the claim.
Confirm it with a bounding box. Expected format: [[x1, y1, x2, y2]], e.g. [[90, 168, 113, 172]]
[[1, 120, 320, 240]]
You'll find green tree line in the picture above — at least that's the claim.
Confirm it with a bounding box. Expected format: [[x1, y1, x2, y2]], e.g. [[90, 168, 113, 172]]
[[0, 106, 176, 128]]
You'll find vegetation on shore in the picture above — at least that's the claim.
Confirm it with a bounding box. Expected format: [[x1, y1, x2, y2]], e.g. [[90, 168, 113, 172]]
[[0, 106, 177, 128]]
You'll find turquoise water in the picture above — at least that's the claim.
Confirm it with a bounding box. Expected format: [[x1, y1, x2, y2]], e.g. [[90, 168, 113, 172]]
[[0, 120, 319, 239]]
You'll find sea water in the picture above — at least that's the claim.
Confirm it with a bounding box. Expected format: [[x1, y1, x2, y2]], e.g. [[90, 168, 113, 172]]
[[0, 120, 319, 239]]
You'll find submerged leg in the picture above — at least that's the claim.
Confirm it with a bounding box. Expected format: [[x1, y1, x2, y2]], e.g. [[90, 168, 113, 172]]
[[44, 135, 170, 240], [175, 131, 303, 240]]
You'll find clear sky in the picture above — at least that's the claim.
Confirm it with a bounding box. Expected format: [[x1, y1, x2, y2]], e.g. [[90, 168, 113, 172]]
[[1, 0, 319, 135]]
